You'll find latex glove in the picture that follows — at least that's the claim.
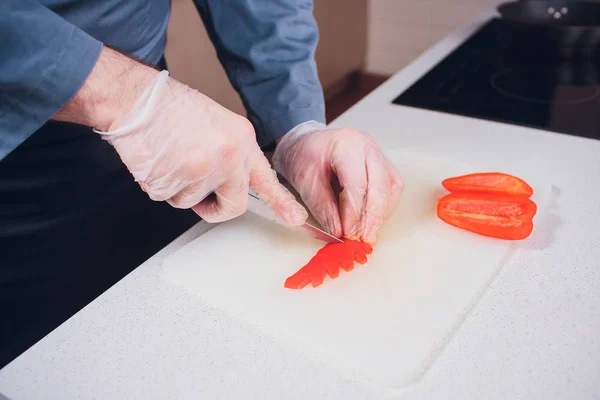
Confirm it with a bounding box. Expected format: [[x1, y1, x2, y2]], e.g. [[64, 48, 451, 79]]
[[272, 121, 403, 244], [95, 70, 307, 224]]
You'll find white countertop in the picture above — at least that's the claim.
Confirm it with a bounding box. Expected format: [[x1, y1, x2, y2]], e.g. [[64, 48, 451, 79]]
[[2, 5, 599, 400]]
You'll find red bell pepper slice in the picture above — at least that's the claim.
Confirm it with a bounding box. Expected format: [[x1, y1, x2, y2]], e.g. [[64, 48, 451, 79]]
[[284, 240, 374, 289], [283, 270, 312, 290], [437, 192, 537, 240], [442, 172, 534, 197], [322, 259, 340, 279]]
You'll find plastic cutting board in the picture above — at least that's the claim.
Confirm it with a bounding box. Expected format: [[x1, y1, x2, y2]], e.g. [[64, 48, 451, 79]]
[[162, 150, 549, 390]]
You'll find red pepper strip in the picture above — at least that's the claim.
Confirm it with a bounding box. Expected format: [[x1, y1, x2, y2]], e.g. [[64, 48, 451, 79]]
[[359, 241, 374, 254], [442, 172, 534, 197], [308, 265, 327, 287], [322, 259, 340, 279], [437, 193, 537, 240], [284, 240, 374, 289], [353, 251, 368, 265], [283, 268, 312, 290]]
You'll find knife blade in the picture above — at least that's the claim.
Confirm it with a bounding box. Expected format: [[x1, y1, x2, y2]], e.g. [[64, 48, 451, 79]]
[[246, 192, 343, 243]]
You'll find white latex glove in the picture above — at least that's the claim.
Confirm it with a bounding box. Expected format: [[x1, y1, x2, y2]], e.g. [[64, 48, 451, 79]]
[[95, 70, 307, 224], [272, 121, 404, 244]]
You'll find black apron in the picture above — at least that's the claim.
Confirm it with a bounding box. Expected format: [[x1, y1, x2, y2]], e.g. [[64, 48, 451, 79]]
[[0, 58, 199, 368]]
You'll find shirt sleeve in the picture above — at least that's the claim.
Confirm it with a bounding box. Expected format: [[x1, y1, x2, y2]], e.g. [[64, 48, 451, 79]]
[[0, 0, 103, 160], [193, 0, 326, 148]]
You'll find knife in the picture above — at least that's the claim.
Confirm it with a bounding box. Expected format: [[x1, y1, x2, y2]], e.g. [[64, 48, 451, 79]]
[[246, 191, 343, 243]]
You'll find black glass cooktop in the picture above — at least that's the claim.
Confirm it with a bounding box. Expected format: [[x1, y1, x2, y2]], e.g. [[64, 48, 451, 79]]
[[393, 18, 600, 141]]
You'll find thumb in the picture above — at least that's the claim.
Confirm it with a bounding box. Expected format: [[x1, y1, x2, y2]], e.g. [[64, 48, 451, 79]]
[[248, 148, 308, 226]]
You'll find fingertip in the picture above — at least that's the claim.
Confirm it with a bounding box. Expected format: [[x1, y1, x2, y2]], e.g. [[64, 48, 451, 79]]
[[311, 201, 342, 238], [362, 228, 379, 245], [260, 186, 308, 226], [360, 215, 379, 244], [343, 223, 363, 241], [325, 214, 343, 238], [286, 202, 309, 226]]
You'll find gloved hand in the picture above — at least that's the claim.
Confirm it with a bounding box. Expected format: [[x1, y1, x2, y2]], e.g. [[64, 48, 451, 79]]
[[95, 70, 307, 225], [272, 121, 403, 244]]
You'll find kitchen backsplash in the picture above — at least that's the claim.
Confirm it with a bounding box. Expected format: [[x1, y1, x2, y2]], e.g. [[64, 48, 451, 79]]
[[366, 0, 493, 75]]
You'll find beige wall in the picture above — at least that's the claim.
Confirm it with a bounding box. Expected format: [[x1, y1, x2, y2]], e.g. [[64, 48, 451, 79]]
[[314, 0, 367, 96], [164, 0, 245, 115], [165, 0, 367, 116], [164, 0, 493, 105], [366, 0, 491, 75]]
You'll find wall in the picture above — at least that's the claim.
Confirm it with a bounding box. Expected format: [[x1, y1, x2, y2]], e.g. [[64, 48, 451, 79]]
[[366, 0, 492, 75], [165, 0, 244, 114], [165, 0, 367, 116], [314, 0, 368, 99]]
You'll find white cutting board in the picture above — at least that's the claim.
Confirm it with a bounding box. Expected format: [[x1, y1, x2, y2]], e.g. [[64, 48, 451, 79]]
[[162, 150, 549, 390]]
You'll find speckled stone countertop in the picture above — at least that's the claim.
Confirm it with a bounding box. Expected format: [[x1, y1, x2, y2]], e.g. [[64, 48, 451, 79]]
[[1, 4, 599, 400]]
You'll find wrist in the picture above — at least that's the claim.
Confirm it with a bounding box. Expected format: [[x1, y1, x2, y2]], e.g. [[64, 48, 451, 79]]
[[274, 119, 325, 151], [274, 120, 324, 147], [53, 46, 159, 132], [271, 120, 326, 176]]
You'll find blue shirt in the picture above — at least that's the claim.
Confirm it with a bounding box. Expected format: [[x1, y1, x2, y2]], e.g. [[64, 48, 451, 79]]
[[0, 0, 326, 160]]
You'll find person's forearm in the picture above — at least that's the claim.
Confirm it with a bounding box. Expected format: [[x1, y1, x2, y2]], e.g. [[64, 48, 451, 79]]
[[52, 46, 159, 132]]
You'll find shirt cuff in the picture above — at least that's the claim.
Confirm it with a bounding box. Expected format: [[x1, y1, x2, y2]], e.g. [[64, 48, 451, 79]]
[[253, 105, 326, 149], [284, 120, 327, 137]]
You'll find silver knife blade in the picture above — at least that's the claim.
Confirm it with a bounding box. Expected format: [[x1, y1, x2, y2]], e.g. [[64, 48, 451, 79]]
[[247, 192, 343, 243]]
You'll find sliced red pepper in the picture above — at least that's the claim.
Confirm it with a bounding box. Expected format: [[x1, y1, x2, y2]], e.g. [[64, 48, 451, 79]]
[[442, 172, 533, 197], [308, 266, 326, 287], [322, 259, 340, 279], [437, 192, 537, 240], [284, 240, 374, 289], [353, 251, 368, 265], [283, 267, 312, 290]]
